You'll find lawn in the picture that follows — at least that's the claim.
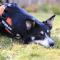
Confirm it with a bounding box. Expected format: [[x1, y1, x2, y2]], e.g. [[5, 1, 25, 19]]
[[0, 12, 60, 60]]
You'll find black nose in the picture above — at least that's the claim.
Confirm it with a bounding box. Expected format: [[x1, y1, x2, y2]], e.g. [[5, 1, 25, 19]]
[[49, 43, 54, 47]]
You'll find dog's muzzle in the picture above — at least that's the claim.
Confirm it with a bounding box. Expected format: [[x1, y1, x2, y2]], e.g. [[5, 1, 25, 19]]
[[32, 34, 54, 48]]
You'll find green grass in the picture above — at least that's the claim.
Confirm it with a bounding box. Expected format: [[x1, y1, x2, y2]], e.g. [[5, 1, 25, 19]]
[[0, 12, 60, 60]]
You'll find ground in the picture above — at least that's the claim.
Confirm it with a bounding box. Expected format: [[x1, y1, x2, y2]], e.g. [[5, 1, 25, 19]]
[[0, 12, 60, 60]]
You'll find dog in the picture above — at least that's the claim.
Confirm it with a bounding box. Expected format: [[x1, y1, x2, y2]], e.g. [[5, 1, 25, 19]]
[[0, 3, 55, 47]]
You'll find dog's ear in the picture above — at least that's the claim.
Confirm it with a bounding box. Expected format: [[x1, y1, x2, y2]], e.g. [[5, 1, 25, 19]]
[[26, 20, 35, 30], [43, 15, 56, 29], [26, 20, 32, 30]]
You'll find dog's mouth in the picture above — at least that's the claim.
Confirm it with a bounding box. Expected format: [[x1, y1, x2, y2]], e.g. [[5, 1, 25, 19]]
[[31, 34, 54, 48]]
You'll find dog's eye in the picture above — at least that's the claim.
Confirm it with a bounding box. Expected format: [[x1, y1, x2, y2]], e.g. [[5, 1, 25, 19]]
[[40, 31, 44, 35], [47, 30, 50, 33]]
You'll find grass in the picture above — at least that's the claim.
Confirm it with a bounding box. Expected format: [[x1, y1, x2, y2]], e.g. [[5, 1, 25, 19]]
[[0, 12, 60, 60]]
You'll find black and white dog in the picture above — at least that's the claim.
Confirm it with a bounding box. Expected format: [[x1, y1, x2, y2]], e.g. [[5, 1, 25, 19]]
[[23, 15, 55, 48], [0, 3, 55, 47]]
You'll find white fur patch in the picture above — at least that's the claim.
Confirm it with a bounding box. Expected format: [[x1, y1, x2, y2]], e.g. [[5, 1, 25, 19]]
[[33, 34, 54, 47], [40, 31, 44, 35], [47, 30, 50, 33], [31, 36, 35, 41], [26, 21, 32, 30]]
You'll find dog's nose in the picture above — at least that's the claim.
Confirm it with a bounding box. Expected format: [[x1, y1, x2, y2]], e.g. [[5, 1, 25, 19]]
[[49, 42, 54, 47]]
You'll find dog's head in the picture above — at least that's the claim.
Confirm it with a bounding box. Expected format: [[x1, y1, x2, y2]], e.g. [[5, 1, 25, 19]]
[[26, 15, 55, 48]]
